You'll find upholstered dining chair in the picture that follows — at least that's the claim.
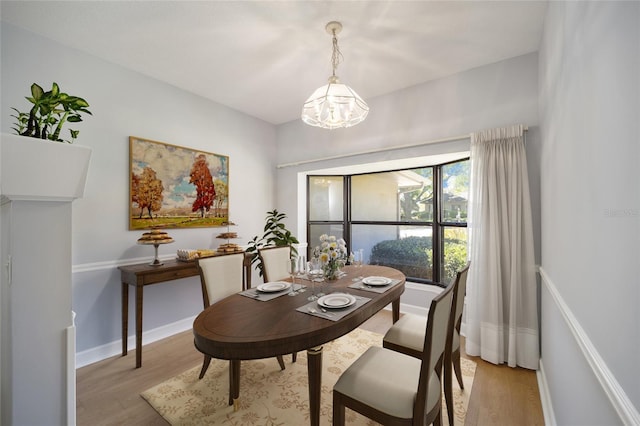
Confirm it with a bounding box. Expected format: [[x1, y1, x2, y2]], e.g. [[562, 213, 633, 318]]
[[258, 245, 292, 282], [257, 245, 297, 365], [383, 263, 470, 425], [332, 278, 456, 426], [195, 253, 287, 387]]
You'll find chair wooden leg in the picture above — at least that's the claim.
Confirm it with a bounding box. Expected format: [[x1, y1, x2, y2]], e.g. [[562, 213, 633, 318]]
[[292, 352, 297, 363], [198, 355, 212, 379], [444, 356, 454, 426], [434, 409, 443, 426], [452, 348, 464, 389], [332, 392, 345, 426], [276, 355, 286, 370]]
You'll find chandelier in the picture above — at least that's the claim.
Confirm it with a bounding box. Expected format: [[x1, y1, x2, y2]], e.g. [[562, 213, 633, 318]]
[[301, 21, 369, 129]]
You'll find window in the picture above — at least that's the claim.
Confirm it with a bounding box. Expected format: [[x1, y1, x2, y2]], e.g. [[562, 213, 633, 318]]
[[307, 158, 469, 285], [308, 176, 345, 247]]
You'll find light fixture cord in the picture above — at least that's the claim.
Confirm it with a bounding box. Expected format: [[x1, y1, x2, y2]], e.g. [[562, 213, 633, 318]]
[[331, 29, 343, 77]]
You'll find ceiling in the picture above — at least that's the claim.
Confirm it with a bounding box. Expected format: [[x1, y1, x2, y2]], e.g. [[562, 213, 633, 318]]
[[1, 1, 547, 125]]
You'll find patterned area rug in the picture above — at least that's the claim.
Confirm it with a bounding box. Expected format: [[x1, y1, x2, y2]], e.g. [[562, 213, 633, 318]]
[[141, 328, 475, 425]]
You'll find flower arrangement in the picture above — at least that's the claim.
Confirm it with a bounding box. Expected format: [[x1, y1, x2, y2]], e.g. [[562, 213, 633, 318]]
[[312, 234, 348, 280]]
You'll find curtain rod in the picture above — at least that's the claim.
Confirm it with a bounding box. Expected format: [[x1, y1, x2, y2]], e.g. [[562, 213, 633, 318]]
[[276, 133, 471, 169], [276, 126, 528, 169]]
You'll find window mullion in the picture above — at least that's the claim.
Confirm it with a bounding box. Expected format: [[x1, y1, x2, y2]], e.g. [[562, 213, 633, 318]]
[[433, 166, 442, 283]]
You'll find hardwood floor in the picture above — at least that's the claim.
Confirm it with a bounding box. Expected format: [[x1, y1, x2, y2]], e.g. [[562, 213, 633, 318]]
[[76, 310, 544, 425]]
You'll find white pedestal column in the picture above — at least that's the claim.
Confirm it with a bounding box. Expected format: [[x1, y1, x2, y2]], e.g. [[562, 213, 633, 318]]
[[0, 133, 91, 426]]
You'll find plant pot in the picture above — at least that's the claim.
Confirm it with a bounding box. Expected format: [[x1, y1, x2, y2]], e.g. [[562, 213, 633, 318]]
[[1, 133, 92, 201]]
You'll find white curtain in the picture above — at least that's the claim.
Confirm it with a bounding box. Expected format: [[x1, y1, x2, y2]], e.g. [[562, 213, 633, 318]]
[[465, 124, 539, 370]]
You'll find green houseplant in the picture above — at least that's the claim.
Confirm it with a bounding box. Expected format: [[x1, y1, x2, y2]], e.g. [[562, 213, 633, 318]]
[[246, 209, 299, 278], [11, 82, 92, 144]]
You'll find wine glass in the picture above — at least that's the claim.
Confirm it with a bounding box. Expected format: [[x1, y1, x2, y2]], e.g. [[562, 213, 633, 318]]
[[351, 250, 360, 281], [309, 258, 325, 297], [352, 249, 364, 281], [297, 255, 307, 293], [357, 249, 364, 280], [306, 260, 319, 301], [287, 256, 298, 296]]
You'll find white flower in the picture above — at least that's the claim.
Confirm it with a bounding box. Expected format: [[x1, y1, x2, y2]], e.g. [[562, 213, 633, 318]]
[[313, 234, 348, 268]]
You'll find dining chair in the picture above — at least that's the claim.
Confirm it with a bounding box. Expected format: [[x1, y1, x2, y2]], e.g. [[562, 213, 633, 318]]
[[257, 245, 297, 365], [195, 252, 287, 401], [333, 278, 456, 426], [382, 263, 470, 425], [258, 245, 292, 282]]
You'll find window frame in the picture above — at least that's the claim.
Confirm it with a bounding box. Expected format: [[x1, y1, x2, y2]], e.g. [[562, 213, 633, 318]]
[[307, 157, 469, 286]]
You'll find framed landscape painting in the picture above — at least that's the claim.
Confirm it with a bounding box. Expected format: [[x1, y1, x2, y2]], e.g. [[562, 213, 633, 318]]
[[129, 136, 229, 230]]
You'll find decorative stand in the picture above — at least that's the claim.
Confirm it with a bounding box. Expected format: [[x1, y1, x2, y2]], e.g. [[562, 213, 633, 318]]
[[216, 221, 243, 253], [137, 230, 174, 265]]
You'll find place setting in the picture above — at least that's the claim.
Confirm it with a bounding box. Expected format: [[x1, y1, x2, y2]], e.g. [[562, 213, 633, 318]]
[[240, 281, 306, 301], [297, 292, 371, 321], [348, 275, 401, 293]]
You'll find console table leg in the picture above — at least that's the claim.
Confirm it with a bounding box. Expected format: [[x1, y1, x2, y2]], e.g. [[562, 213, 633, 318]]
[[307, 346, 323, 426], [122, 282, 128, 356], [135, 284, 143, 368]]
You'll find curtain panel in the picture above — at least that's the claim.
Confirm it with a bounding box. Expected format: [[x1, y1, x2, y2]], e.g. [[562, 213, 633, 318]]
[[466, 124, 539, 369]]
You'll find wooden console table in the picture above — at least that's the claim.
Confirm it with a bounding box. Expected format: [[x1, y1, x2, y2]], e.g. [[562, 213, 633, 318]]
[[119, 253, 252, 368], [119, 259, 200, 368]]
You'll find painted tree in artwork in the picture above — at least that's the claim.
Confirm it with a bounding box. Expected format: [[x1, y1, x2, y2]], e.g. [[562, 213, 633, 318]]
[[213, 179, 228, 217], [189, 154, 216, 218], [131, 172, 140, 207], [134, 166, 164, 219]]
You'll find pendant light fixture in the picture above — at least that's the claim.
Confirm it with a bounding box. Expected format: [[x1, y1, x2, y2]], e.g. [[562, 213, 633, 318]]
[[301, 21, 369, 129]]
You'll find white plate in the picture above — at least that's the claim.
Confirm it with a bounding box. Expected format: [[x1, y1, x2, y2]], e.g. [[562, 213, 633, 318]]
[[317, 293, 356, 309], [362, 276, 393, 286], [257, 281, 291, 293]]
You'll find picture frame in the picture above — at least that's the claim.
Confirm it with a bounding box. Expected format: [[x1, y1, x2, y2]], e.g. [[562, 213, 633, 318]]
[[129, 136, 229, 230]]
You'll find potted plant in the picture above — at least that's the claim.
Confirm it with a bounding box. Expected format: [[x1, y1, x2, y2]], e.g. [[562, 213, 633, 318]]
[[11, 82, 92, 144], [2, 82, 93, 200], [246, 209, 299, 278]]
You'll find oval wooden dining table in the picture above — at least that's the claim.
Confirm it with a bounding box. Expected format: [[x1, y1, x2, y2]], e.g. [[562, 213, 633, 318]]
[[192, 264, 405, 426]]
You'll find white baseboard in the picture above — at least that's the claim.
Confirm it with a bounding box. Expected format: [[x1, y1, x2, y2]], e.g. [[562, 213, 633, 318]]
[[537, 358, 557, 426], [75, 315, 196, 368], [66, 320, 76, 426]]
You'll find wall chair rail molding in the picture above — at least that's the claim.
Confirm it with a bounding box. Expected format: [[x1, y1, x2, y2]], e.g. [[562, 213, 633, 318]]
[[71, 254, 177, 274], [539, 267, 640, 425]]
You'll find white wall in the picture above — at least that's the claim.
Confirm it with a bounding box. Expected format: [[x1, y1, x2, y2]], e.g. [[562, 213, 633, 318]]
[[538, 2, 640, 424], [1, 23, 277, 363]]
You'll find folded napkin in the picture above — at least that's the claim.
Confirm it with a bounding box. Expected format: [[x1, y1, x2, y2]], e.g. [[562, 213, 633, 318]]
[[240, 283, 306, 301], [347, 278, 402, 294], [296, 294, 371, 321]]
